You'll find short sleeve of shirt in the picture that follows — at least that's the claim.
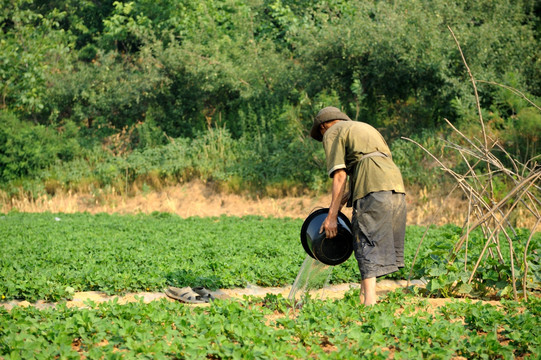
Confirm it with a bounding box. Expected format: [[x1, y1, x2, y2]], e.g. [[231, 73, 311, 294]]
[[323, 127, 347, 177]]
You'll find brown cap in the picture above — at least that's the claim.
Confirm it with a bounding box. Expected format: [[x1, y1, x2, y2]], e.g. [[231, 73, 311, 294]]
[[310, 106, 352, 141]]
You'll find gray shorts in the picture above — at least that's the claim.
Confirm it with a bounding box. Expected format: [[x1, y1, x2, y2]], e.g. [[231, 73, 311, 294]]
[[352, 191, 406, 280]]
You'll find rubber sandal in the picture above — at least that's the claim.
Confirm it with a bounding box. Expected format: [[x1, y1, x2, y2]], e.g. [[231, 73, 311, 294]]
[[191, 287, 215, 302], [165, 286, 207, 304]]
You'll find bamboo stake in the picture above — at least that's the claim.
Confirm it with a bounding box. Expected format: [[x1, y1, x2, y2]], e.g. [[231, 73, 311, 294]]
[[402, 137, 537, 259], [506, 231, 518, 300], [447, 26, 487, 148], [523, 218, 541, 302], [404, 27, 541, 300], [453, 171, 541, 256], [466, 173, 539, 299], [465, 188, 473, 271], [476, 80, 541, 112]]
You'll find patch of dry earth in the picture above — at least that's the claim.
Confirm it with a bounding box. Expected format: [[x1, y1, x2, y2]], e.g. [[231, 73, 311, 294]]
[[1, 180, 480, 226], [3, 280, 499, 311]]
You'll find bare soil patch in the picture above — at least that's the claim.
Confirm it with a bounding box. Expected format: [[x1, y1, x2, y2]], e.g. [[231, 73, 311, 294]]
[[1, 280, 499, 312], [1, 180, 486, 226], [4, 180, 537, 228]]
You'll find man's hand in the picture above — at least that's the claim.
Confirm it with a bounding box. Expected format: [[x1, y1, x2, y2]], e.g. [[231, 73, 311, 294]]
[[320, 214, 338, 238]]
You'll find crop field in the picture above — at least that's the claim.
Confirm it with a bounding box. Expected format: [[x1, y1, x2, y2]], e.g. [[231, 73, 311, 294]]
[[1, 212, 540, 359], [0, 212, 439, 302]]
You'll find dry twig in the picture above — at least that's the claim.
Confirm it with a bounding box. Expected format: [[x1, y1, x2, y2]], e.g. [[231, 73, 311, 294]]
[[404, 27, 540, 301]]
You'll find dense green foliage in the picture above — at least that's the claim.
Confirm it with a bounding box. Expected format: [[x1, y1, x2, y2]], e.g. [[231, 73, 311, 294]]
[[1, 0, 540, 195], [1, 212, 539, 358], [1, 291, 540, 359], [0, 212, 539, 302]]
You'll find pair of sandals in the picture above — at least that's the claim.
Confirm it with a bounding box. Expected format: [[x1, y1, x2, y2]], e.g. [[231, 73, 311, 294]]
[[165, 286, 215, 304]]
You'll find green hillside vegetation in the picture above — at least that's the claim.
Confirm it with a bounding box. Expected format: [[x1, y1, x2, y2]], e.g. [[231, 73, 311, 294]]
[[1, 0, 540, 197]]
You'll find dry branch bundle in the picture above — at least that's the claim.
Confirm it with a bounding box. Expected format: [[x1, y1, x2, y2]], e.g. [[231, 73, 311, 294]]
[[405, 27, 540, 301]]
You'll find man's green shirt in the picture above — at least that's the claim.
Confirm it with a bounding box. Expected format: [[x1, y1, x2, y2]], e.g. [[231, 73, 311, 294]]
[[322, 120, 405, 205]]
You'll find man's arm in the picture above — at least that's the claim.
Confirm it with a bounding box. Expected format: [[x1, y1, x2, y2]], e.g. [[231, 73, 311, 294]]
[[320, 169, 347, 238]]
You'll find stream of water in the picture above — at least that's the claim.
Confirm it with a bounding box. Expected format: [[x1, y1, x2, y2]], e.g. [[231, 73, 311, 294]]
[[288, 255, 333, 302]]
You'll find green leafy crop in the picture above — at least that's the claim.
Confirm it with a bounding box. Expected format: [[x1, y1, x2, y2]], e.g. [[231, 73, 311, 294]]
[[2, 291, 539, 359], [1, 213, 538, 302]]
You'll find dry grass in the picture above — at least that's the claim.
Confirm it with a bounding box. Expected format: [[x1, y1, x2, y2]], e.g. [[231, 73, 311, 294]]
[[4, 180, 535, 228]]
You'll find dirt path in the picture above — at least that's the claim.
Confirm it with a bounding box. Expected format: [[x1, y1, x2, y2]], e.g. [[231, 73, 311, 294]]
[[1, 280, 500, 311], [0, 281, 407, 310]]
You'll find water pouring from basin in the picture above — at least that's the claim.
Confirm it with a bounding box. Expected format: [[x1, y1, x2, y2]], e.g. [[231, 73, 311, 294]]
[[288, 255, 332, 301], [288, 208, 354, 301]]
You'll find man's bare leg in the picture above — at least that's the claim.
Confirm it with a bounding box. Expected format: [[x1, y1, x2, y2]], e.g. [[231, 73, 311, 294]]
[[361, 277, 377, 305]]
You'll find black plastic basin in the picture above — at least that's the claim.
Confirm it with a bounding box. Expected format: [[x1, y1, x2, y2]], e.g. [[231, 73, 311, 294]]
[[300, 208, 353, 266]]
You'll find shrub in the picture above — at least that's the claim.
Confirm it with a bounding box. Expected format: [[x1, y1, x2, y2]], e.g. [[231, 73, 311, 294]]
[[0, 112, 82, 184]]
